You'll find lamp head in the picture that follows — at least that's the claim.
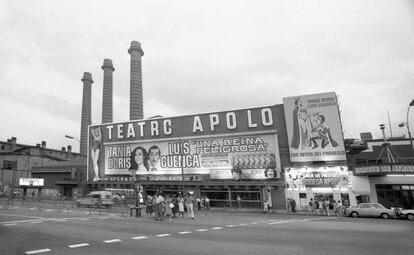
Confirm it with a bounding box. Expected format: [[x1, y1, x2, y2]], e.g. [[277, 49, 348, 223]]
[[399, 123, 406, 128], [410, 99, 414, 107]]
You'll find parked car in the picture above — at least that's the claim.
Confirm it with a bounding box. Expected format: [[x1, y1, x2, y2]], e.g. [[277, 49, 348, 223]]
[[76, 191, 113, 208], [396, 209, 414, 221], [345, 203, 396, 219]]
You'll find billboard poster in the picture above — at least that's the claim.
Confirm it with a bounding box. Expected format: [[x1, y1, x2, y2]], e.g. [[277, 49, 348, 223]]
[[88, 132, 281, 181], [285, 166, 349, 189], [283, 92, 346, 162], [87, 105, 281, 182]]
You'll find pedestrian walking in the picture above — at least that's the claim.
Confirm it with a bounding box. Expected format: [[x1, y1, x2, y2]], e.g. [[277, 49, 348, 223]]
[[290, 198, 296, 213], [236, 195, 242, 209], [171, 194, 178, 218], [146, 195, 153, 216], [164, 195, 173, 221], [323, 197, 330, 216], [178, 194, 185, 218], [155, 192, 165, 221], [309, 198, 317, 215], [336, 200, 343, 217], [318, 199, 324, 215], [196, 197, 202, 210], [204, 196, 210, 210], [185, 193, 195, 219]]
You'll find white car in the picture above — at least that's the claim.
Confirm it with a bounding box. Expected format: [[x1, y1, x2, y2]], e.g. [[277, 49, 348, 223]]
[[345, 203, 396, 219], [396, 209, 414, 221]]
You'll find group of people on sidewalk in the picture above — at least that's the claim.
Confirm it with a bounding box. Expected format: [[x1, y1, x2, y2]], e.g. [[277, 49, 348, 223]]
[[285, 197, 349, 216], [144, 192, 210, 221], [307, 197, 347, 216]]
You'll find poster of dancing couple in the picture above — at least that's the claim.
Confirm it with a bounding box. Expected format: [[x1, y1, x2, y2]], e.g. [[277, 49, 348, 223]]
[[283, 92, 346, 162]]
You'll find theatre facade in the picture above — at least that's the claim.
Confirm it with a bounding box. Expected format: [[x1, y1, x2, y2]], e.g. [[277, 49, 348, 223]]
[[86, 92, 351, 209]]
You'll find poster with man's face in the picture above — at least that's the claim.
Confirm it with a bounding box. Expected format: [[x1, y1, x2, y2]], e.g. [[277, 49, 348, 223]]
[[283, 92, 346, 162]]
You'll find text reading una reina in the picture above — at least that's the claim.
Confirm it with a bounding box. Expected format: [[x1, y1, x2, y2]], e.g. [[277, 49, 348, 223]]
[[103, 108, 274, 140]]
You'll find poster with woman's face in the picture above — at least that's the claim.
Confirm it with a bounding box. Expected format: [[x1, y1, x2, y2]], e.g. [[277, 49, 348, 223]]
[[283, 92, 346, 162]]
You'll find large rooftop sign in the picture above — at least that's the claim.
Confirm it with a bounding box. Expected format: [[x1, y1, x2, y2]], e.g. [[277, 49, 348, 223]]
[[283, 92, 346, 162], [88, 105, 281, 182]]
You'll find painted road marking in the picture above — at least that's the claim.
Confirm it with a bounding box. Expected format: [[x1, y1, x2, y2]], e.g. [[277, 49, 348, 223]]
[[79, 218, 91, 221], [3, 223, 18, 226], [196, 229, 208, 232], [251, 222, 258, 224], [52, 219, 66, 222], [178, 231, 191, 234], [132, 236, 148, 240], [239, 223, 248, 226], [68, 243, 90, 248], [268, 220, 295, 225], [226, 225, 237, 227], [30, 221, 43, 224], [211, 227, 223, 230], [103, 239, 122, 243], [156, 234, 171, 237], [25, 248, 51, 254]]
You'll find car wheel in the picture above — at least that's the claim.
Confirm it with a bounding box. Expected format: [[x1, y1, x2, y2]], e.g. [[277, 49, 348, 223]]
[[381, 213, 390, 219], [351, 212, 359, 218], [406, 213, 414, 221]]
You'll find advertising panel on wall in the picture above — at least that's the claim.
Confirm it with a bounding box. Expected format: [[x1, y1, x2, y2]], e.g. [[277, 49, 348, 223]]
[[285, 166, 350, 189], [283, 92, 346, 162], [87, 105, 282, 182]]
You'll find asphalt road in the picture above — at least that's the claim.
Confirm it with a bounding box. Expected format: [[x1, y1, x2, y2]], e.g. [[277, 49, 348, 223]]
[[1, 208, 413, 255]]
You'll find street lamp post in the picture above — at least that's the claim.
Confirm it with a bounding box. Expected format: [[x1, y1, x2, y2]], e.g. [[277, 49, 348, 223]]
[[65, 135, 80, 143], [398, 99, 414, 158]]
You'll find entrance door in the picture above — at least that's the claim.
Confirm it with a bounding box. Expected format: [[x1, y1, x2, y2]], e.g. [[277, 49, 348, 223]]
[[63, 187, 72, 199]]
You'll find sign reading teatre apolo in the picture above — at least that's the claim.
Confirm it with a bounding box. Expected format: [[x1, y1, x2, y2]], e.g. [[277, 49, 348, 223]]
[[353, 165, 414, 176], [87, 105, 282, 182]]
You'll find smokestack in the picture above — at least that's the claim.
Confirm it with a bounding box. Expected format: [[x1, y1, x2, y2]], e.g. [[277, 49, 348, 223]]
[[128, 41, 144, 120], [80, 72, 94, 155], [41, 141, 46, 148], [101, 59, 114, 124]]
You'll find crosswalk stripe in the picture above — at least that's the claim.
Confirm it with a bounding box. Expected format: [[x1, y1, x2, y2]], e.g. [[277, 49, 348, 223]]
[[196, 229, 208, 232], [132, 236, 148, 240], [156, 234, 171, 237], [103, 239, 121, 243], [211, 227, 223, 230], [25, 248, 51, 254], [178, 231, 191, 234], [68, 243, 90, 248]]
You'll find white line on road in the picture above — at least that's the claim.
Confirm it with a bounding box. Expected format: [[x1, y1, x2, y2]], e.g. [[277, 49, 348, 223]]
[[29, 221, 43, 224], [79, 218, 91, 221], [268, 220, 295, 225], [68, 243, 90, 248], [156, 234, 171, 237], [196, 229, 208, 232], [52, 219, 66, 222], [178, 231, 191, 234], [103, 239, 122, 243], [251, 222, 258, 224], [3, 223, 18, 226], [211, 227, 223, 230], [225, 225, 237, 227], [239, 223, 248, 226], [25, 248, 51, 254], [132, 236, 148, 240]]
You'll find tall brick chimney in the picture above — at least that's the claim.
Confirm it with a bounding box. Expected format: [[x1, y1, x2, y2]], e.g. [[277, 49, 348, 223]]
[[128, 41, 144, 120], [80, 72, 93, 155], [101, 59, 115, 124]]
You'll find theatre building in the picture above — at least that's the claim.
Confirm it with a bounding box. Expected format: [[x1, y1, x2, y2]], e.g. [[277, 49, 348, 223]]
[[86, 92, 351, 210]]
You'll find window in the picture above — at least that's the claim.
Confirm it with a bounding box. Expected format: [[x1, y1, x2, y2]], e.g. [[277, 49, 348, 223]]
[[2, 160, 17, 170]]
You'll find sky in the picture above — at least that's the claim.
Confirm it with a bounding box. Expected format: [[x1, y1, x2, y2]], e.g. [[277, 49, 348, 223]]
[[1, 0, 414, 153]]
